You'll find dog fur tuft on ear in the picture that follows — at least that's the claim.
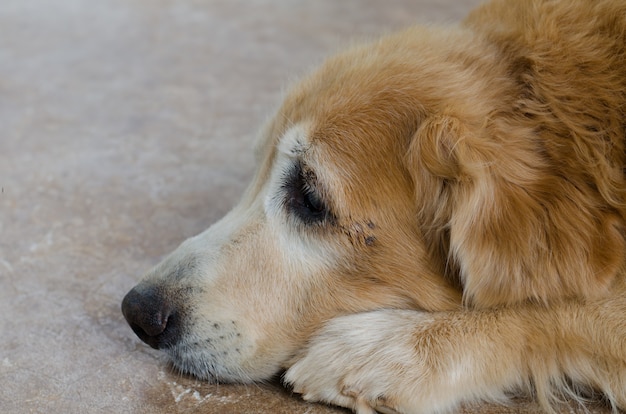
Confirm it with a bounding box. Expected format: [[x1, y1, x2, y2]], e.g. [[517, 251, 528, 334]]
[[406, 114, 498, 186], [407, 115, 464, 180]]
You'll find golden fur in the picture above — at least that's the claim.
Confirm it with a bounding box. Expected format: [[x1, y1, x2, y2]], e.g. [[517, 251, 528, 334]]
[[122, 0, 626, 413]]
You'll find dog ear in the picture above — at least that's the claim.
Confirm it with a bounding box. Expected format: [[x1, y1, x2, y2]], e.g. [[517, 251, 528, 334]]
[[404, 114, 490, 284], [406, 113, 624, 307], [404, 115, 470, 275]]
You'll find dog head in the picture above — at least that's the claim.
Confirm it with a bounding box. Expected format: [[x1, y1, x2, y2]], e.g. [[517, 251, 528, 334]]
[[120, 27, 511, 382]]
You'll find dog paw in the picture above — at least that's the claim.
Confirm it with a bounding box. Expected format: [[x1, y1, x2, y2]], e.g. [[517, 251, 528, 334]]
[[284, 310, 431, 414]]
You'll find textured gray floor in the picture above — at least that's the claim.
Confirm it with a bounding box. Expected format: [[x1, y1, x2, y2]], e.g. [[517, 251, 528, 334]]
[[0, 0, 616, 413]]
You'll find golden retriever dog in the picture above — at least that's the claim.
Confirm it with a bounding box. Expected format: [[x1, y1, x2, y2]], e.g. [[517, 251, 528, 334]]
[[122, 0, 626, 412]]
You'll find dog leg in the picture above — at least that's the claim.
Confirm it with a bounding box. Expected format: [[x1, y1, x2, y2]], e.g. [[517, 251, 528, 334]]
[[285, 301, 626, 414], [556, 294, 626, 411], [285, 309, 526, 413]]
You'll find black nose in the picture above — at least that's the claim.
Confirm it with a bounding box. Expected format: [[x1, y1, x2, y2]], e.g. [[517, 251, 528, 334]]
[[121, 286, 180, 349]]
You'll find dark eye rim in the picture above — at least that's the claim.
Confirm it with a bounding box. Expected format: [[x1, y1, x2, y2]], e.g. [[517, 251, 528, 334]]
[[283, 162, 333, 225]]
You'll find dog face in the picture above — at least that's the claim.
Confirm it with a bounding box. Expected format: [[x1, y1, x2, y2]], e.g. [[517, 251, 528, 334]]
[[121, 28, 469, 383]]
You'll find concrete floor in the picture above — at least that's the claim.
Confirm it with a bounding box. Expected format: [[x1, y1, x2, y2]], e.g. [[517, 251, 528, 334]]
[[0, 0, 618, 413]]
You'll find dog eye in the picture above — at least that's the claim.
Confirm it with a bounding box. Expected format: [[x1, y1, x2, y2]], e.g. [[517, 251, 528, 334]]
[[284, 164, 330, 224], [301, 184, 325, 215]]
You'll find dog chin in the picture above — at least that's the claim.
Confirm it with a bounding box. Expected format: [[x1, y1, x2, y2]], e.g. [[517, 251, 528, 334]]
[[164, 343, 255, 383], [163, 330, 286, 384]]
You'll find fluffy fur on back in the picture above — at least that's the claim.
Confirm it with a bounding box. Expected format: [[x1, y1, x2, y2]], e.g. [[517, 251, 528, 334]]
[[443, 0, 626, 307]]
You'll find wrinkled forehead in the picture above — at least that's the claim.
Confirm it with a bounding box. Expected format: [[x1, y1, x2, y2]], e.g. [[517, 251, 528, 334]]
[[251, 50, 428, 217], [265, 114, 414, 222]]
